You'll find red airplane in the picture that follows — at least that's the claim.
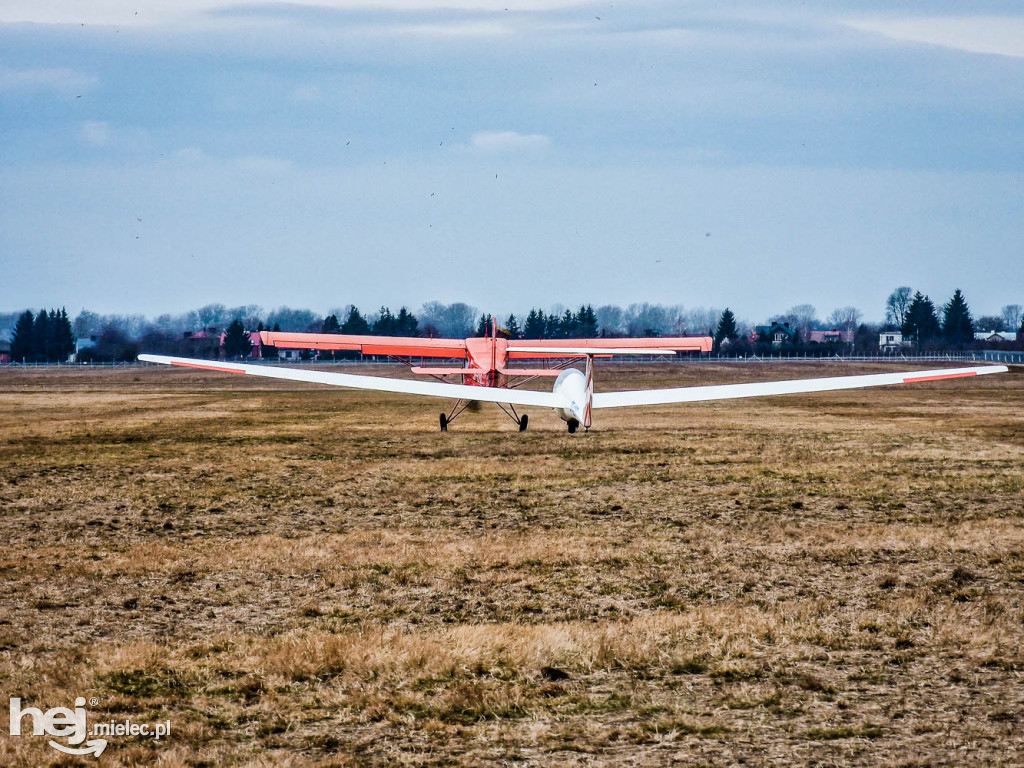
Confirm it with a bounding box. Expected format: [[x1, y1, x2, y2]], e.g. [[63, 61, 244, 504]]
[[139, 320, 1006, 433], [256, 320, 712, 431]]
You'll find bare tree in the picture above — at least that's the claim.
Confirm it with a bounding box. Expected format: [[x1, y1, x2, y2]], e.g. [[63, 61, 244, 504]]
[[685, 307, 722, 337], [665, 305, 687, 336], [73, 310, 103, 339], [827, 306, 863, 333], [196, 303, 228, 328], [625, 303, 669, 336], [594, 305, 624, 336], [1001, 304, 1023, 332], [885, 286, 913, 328], [0, 311, 25, 341], [773, 304, 819, 341], [976, 315, 1005, 332], [266, 306, 321, 332], [226, 305, 264, 329], [417, 302, 477, 338]]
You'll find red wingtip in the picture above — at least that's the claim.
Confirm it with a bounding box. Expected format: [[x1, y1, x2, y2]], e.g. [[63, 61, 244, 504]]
[[903, 371, 977, 384]]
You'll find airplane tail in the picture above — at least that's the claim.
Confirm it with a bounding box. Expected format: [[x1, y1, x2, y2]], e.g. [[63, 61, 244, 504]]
[[583, 354, 594, 430]]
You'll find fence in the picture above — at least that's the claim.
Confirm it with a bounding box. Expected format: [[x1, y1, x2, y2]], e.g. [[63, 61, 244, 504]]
[[983, 350, 1024, 364], [3, 352, 1011, 369]]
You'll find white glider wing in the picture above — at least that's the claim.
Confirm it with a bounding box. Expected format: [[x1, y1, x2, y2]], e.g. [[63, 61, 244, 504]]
[[137, 354, 567, 408], [592, 365, 1008, 408]]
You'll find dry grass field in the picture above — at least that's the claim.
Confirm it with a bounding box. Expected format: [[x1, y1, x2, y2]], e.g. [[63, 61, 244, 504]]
[[0, 361, 1022, 767]]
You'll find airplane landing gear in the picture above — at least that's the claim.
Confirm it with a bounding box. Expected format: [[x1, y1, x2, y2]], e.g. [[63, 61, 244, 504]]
[[442, 401, 530, 432], [567, 418, 579, 434], [440, 400, 471, 432]]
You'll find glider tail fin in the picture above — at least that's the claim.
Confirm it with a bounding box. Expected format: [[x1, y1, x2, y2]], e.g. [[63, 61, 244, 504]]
[[583, 354, 594, 430]]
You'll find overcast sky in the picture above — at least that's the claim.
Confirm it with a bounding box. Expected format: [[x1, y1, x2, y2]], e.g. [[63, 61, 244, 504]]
[[3, 0, 1022, 323]]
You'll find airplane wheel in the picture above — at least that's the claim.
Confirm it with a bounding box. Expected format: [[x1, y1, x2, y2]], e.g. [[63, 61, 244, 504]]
[[439, 413, 448, 432], [518, 414, 529, 432], [567, 418, 579, 434]]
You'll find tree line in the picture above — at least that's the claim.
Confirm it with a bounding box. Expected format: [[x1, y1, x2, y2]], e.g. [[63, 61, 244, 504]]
[[8, 309, 76, 363], [3, 290, 1022, 362], [885, 286, 1024, 352]]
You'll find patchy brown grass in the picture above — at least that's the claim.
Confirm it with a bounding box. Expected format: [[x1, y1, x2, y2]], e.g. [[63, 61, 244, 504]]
[[0, 361, 1022, 766]]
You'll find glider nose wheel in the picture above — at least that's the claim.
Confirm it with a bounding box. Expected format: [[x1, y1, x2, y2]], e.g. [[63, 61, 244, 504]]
[[566, 418, 579, 434]]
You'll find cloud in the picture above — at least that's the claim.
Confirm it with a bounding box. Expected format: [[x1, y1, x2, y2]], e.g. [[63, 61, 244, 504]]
[[171, 146, 292, 174], [846, 16, 1024, 59], [80, 120, 111, 147], [0, 67, 97, 96], [174, 146, 209, 163], [384, 20, 514, 37], [0, 0, 592, 27], [230, 154, 294, 173], [292, 84, 322, 103], [470, 131, 551, 154]]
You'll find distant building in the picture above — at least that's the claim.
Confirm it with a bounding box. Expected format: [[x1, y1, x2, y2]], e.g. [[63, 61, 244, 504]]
[[182, 328, 221, 357], [975, 330, 1017, 343], [218, 330, 265, 359], [68, 336, 97, 363], [807, 329, 854, 345], [753, 322, 797, 346], [879, 331, 910, 351], [0, 339, 9, 364], [248, 331, 264, 358]]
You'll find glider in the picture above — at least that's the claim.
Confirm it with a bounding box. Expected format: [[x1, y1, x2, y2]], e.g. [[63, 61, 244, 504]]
[[138, 323, 1007, 432]]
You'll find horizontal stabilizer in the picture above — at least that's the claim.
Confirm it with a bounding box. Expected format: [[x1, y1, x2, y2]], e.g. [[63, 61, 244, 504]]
[[410, 367, 487, 376], [410, 366, 567, 378], [499, 368, 566, 377]]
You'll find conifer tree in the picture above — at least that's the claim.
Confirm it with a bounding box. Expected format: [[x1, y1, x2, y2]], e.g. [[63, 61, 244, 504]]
[[575, 305, 598, 337], [504, 314, 521, 339], [322, 314, 342, 334], [563, 309, 576, 337], [941, 288, 974, 347], [32, 309, 52, 361], [901, 292, 940, 349], [222, 319, 252, 358], [715, 308, 739, 347], [340, 307, 370, 335], [395, 307, 419, 336], [545, 312, 563, 338], [55, 308, 75, 360], [523, 309, 546, 339], [373, 307, 397, 336], [10, 310, 34, 362]]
